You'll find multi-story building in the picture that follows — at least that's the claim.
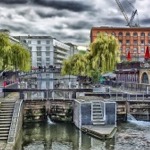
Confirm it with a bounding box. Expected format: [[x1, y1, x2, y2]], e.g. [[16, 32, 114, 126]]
[[90, 26, 150, 61], [14, 35, 73, 68]]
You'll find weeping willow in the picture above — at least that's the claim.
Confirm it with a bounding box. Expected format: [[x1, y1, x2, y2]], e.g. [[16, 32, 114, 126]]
[[61, 32, 120, 81], [90, 33, 120, 74], [0, 33, 31, 72]]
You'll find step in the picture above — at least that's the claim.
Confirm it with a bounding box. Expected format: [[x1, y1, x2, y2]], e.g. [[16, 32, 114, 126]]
[[0, 121, 11, 124], [93, 120, 105, 125], [93, 116, 103, 119], [0, 107, 14, 110], [0, 118, 12, 121], [0, 134, 8, 137], [0, 136, 7, 140], [0, 124, 10, 127], [0, 116, 12, 119], [0, 109, 14, 113], [0, 130, 9, 134], [0, 127, 10, 130]]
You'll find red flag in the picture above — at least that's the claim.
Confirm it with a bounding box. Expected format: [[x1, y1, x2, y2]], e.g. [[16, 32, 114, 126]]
[[144, 46, 149, 60], [127, 51, 131, 61]]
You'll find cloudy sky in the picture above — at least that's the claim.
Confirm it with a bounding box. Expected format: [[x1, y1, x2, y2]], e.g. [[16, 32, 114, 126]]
[[0, 0, 150, 45]]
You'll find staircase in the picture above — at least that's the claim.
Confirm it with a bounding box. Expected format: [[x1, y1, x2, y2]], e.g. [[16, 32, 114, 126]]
[[92, 102, 105, 125], [0, 101, 15, 140]]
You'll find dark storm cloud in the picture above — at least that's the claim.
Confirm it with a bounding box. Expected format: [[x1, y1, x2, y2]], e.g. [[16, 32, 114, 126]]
[[0, 0, 27, 4], [104, 18, 126, 24], [140, 18, 150, 25], [66, 21, 92, 30], [36, 10, 67, 18], [33, 0, 92, 12]]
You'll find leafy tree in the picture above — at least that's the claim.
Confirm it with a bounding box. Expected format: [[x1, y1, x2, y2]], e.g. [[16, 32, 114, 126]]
[[0, 32, 31, 72], [61, 33, 120, 81]]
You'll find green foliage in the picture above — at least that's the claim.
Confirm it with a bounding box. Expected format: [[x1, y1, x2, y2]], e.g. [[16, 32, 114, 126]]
[[0, 32, 31, 72], [61, 32, 120, 81]]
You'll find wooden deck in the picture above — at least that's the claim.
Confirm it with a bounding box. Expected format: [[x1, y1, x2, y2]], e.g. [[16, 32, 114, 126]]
[[81, 125, 117, 140]]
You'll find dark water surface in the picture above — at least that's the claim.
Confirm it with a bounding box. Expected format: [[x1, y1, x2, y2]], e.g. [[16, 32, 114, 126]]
[[15, 120, 150, 150]]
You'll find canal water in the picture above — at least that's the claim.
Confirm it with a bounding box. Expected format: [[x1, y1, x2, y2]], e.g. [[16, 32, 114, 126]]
[[15, 120, 150, 150], [18, 79, 150, 150]]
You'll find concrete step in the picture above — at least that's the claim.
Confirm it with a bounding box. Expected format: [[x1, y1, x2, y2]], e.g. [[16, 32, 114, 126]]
[[0, 110, 13, 113], [0, 107, 14, 110], [0, 124, 10, 127], [0, 127, 10, 130], [93, 120, 105, 125], [0, 115, 12, 119], [0, 134, 8, 137], [0, 112, 13, 115], [0, 130, 9, 134], [0, 118, 12, 121], [0, 136, 7, 140], [0, 121, 11, 124], [93, 116, 103, 119]]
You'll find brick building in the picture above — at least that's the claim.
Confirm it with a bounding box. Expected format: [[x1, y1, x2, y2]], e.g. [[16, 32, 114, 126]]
[[90, 26, 150, 61]]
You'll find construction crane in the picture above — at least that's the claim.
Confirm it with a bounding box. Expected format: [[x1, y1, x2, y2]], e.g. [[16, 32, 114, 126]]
[[115, 0, 140, 27]]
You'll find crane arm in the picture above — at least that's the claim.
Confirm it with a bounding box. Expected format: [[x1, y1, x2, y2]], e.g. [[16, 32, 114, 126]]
[[115, 0, 130, 25]]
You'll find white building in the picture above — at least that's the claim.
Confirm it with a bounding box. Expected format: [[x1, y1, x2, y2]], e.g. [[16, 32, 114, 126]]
[[14, 35, 74, 68]]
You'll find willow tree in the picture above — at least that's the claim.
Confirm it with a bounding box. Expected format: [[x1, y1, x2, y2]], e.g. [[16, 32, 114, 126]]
[[61, 53, 88, 76], [0, 32, 31, 72], [90, 33, 120, 75], [11, 43, 31, 72], [0, 32, 12, 70]]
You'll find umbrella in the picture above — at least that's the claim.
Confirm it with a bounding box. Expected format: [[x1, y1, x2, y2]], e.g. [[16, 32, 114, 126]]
[[144, 46, 149, 60], [126, 51, 131, 61]]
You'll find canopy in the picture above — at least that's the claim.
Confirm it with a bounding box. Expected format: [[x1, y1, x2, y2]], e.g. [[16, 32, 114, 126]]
[[102, 72, 116, 78]]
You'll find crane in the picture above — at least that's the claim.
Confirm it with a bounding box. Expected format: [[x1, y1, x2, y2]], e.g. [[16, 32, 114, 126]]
[[115, 0, 140, 27]]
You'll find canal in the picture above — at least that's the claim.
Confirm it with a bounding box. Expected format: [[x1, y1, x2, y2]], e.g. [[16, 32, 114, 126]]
[[15, 120, 150, 150]]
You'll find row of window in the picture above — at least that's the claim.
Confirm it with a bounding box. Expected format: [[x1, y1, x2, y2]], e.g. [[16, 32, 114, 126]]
[[120, 47, 145, 53], [29, 46, 50, 51], [104, 32, 150, 37], [37, 58, 50, 61], [28, 40, 50, 44], [37, 51, 50, 56], [119, 40, 150, 45]]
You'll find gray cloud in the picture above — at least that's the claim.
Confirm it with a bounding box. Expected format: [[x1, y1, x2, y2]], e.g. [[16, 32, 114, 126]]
[[0, 0, 27, 4], [34, 0, 93, 12], [0, 0, 149, 45]]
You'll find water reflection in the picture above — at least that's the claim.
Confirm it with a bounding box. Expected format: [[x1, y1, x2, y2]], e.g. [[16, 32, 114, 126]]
[[20, 123, 115, 150]]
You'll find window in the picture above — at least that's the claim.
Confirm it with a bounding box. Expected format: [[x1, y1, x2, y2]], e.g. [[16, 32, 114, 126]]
[[28, 40, 31, 44], [46, 63, 50, 66], [37, 40, 41, 44], [141, 32, 145, 37], [46, 40, 50, 44], [111, 32, 115, 36], [126, 40, 130, 45], [46, 52, 50, 55], [46, 58, 50, 61], [133, 47, 138, 53], [37, 63, 41, 66], [126, 48, 129, 52], [148, 33, 150, 37], [126, 32, 130, 36], [133, 32, 137, 37], [134, 40, 137, 45], [37, 51, 41, 56], [37, 58, 41, 61], [119, 40, 122, 44], [148, 40, 150, 45], [46, 47, 50, 51], [141, 47, 144, 53], [119, 32, 123, 36], [141, 40, 144, 45], [37, 46, 41, 51], [29, 47, 32, 50]]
